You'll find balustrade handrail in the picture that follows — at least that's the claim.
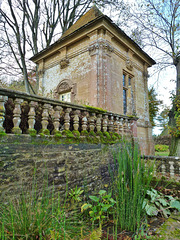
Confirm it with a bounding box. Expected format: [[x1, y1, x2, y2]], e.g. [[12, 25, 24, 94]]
[[0, 87, 138, 136], [0, 87, 138, 119]]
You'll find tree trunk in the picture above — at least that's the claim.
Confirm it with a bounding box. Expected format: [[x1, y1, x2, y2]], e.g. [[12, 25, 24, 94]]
[[169, 58, 180, 156]]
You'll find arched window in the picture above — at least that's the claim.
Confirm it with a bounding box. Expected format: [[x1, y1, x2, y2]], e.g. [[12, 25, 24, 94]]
[[54, 79, 76, 102]]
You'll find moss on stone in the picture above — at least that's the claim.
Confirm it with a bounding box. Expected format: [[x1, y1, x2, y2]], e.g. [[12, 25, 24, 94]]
[[0, 130, 7, 137], [72, 130, 80, 138], [151, 213, 180, 240], [28, 128, 37, 137], [62, 130, 74, 138], [81, 130, 88, 136], [40, 129, 50, 135], [83, 104, 107, 113]]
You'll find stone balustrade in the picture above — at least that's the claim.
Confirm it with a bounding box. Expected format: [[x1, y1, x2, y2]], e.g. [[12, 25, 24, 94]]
[[144, 155, 180, 179], [0, 87, 138, 137]]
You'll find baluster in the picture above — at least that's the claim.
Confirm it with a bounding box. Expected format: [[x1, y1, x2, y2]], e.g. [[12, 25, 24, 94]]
[[0, 95, 8, 132], [113, 116, 119, 133], [119, 118, 124, 135], [41, 103, 51, 130], [53, 106, 62, 132], [169, 161, 174, 176], [108, 115, 114, 132], [178, 162, 180, 175], [82, 111, 88, 131], [73, 110, 80, 131], [102, 114, 108, 132], [123, 118, 128, 135], [161, 163, 166, 175], [89, 112, 96, 132], [12, 98, 23, 134], [28, 101, 37, 130], [64, 108, 71, 130], [96, 114, 102, 132]]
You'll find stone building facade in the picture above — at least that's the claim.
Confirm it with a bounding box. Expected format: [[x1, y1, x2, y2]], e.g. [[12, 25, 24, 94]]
[[31, 6, 156, 155]]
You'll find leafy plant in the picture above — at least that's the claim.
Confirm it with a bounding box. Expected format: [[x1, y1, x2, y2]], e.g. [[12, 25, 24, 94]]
[[143, 188, 180, 218], [69, 186, 84, 203], [81, 190, 116, 229]]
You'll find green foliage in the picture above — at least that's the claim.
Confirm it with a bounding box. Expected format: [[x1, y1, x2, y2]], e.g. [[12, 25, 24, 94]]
[[148, 87, 162, 127], [81, 190, 115, 228], [143, 188, 180, 218], [110, 143, 154, 232], [133, 221, 151, 240], [0, 175, 87, 240], [69, 186, 84, 203], [157, 106, 170, 132], [155, 144, 169, 152]]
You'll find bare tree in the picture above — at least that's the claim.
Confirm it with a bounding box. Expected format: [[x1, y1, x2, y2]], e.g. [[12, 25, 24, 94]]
[[130, 0, 180, 155], [0, 0, 126, 94]]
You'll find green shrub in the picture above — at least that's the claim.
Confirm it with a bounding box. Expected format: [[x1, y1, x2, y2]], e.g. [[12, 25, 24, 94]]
[[155, 144, 169, 152]]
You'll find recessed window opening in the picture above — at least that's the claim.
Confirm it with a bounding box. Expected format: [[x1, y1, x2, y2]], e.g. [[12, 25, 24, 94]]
[[122, 72, 134, 115], [59, 91, 71, 102]]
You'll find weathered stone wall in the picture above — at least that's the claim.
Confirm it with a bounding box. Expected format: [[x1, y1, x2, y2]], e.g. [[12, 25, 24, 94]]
[[0, 135, 117, 199]]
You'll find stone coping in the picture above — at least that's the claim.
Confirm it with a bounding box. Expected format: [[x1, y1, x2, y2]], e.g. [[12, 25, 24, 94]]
[[0, 87, 138, 119]]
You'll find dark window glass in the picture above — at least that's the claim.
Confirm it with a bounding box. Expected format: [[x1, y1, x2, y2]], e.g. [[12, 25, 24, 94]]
[[123, 89, 127, 114], [123, 74, 126, 86], [129, 77, 131, 85]]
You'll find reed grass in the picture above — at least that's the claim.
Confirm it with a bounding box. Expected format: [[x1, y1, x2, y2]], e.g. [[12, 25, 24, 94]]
[[110, 142, 154, 232], [0, 172, 85, 240]]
